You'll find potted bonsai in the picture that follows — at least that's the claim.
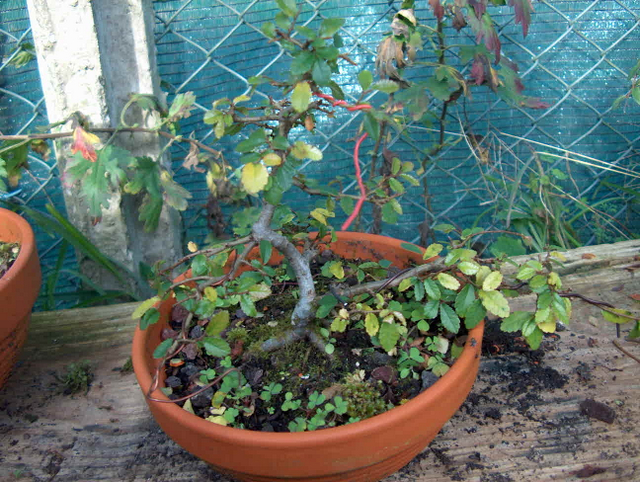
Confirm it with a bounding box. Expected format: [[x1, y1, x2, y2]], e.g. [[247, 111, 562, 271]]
[[125, 2, 585, 480], [0, 207, 41, 388]]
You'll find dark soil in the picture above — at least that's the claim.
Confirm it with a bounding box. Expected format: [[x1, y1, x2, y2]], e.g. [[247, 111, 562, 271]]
[[0, 240, 20, 279]]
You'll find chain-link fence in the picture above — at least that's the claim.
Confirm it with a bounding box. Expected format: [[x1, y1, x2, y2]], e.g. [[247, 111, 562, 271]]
[[0, 0, 80, 308], [1, 0, 639, 307], [153, 0, 639, 249]]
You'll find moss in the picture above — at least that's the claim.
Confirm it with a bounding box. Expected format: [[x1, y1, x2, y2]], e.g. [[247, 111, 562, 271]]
[[341, 380, 388, 419], [226, 327, 249, 344]]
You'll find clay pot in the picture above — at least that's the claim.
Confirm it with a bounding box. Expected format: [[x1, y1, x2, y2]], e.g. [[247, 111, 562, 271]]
[[0, 208, 41, 388], [132, 232, 484, 482]]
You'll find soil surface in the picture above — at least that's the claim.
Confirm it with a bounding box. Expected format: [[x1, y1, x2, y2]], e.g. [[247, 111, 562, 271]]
[[0, 240, 20, 279]]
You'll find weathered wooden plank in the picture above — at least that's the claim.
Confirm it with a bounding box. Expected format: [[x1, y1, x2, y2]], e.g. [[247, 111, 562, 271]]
[[0, 240, 639, 481]]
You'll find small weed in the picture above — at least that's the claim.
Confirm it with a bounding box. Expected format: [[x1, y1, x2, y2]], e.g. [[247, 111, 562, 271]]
[[120, 357, 133, 373], [59, 360, 94, 395]]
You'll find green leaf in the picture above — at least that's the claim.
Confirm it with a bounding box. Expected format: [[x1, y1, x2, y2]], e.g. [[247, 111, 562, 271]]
[[423, 279, 441, 300], [275, 0, 298, 17], [478, 290, 510, 318], [132, 296, 160, 319], [140, 308, 160, 330], [455, 284, 476, 317], [202, 337, 231, 358], [516, 266, 537, 281], [316, 294, 338, 319], [423, 299, 439, 319], [312, 61, 332, 86], [371, 80, 399, 94], [206, 311, 230, 336], [398, 278, 412, 292], [381, 202, 398, 224], [153, 339, 173, 359], [458, 261, 480, 276], [440, 303, 460, 334], [236, 129, 267, 153], [292, 81, 312, 113], [501, 311, 533, 332], [489, 236, 526, 257], [388, 177, 404, 194], [379, 322, 400, 352], [482, 271, 503, 291], [400, 242, 422, 255], [464, 299, 486, 329], [525, 327, 543, 350], [358, 70, 373, 90], [412, 278, 425, 301], [319, 18, 345, 37], [259, 239, 272, 264], [437, 273, 460, 291], [291, 51, 316, 76], [240, 295, 258, 317]]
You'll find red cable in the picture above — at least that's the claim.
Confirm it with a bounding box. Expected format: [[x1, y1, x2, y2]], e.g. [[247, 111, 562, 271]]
[[341, 132, 368, 231], [312, 92, 372, 231]]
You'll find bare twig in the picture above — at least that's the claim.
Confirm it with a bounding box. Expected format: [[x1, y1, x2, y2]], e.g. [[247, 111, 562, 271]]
[[612, 340, 640, 364]]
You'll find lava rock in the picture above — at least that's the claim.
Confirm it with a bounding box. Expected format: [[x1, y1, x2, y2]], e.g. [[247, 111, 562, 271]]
[[421, 370, 439, 391], [190, 325, 204, 338], [179, 363, 200, 381], [165, 376, 182, 388], [190, 387, 214, 408]]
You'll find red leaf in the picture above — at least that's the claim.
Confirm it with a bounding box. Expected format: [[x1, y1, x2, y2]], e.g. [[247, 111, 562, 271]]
[[471, 56, 486, 86], [509, 0, 534, 37], [429, 0, 444, 21], [468, 0, 487, 19], [521, 97, 550, 109], [70, 126, 99, 162]]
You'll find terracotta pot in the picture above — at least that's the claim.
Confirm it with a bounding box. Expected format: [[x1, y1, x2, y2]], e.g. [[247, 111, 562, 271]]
[[0, 208, 41, 388], [132, 232, 484, 482]]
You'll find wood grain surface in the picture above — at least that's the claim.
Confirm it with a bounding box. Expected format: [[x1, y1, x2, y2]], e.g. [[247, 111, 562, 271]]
[[1, 240, 639, 481]]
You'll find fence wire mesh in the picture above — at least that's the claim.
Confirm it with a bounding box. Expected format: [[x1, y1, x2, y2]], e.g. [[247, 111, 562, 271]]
[[0, 1, 639, 307], [0, 0, 79, 307], [153, 0, 640, 249]]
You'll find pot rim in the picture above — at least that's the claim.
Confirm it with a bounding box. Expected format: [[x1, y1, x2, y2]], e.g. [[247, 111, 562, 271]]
[[132, 231, 484, 448], [0, 207, 36, 287]]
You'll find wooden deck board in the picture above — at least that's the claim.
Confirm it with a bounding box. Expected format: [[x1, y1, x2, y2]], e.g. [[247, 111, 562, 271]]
[[1, 240, 639, 481]]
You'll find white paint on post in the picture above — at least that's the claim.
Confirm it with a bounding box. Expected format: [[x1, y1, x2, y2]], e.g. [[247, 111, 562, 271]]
[[26, 0, 182, 295]]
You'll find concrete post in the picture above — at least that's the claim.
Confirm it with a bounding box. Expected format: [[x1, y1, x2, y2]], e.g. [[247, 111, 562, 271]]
[[25, 0, 183, 295]]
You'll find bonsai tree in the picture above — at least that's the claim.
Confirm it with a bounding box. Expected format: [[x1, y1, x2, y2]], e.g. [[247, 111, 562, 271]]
[[2, 1, 637, 431]]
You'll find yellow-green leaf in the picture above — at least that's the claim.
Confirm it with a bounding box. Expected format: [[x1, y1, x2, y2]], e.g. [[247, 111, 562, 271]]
[[248, 282, 272, 301], [262, 153, 282, 166], [291, 141, 323, 161], [602, 308, 635, 324], [331, 317, 348, 332], [233, 94, 251, 104], [241, 162, 269, 194], [292, 81, 311, 113], [482, 271, 503, 292], [330, 261, 345, 279], [183, 399, 195, 414], [365, 313, 379, 336], [132, 296, 160, 319], [547, 271, 561, 288], [206, 310, 230, 336], [398, 278, 412, 292], [311, 208, 334, 226], [538, 320, 557, 333], [423, 243, 443, 259], [478, 290, 510, 318], [204, 286, 218, 303], [437, 273, 460, 291], [458, 260, 480, 276]]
